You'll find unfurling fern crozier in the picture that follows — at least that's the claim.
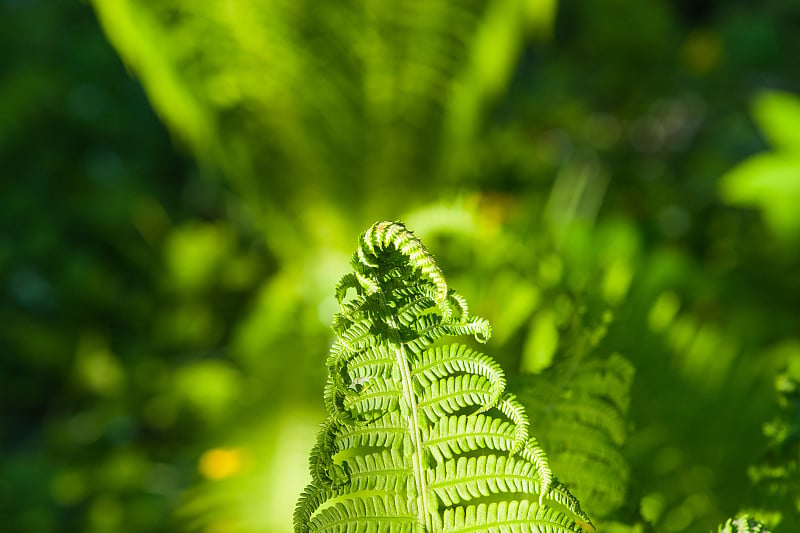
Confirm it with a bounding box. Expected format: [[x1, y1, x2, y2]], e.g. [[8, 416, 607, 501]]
[[295, 221, 593, 533]]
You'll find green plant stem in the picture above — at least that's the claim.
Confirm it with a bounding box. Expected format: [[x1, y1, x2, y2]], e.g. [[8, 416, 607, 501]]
[[383, 288, 431, 530]]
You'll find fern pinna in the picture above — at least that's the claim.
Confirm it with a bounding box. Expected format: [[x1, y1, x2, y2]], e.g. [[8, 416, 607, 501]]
[[295, 221, 593, 533]]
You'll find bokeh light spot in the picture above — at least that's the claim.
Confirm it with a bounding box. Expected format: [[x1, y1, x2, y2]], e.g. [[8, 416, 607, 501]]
[[74, 333, 125, 396], [648, 292, 681, 333], [681, 29, 723, 74], [199, 448, 247, 480], [50, 471, 86, 506]]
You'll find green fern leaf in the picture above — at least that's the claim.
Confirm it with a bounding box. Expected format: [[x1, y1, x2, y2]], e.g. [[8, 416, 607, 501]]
[[716, 516, 772, 533], [513, 353, 634, 519], [297, 221, 592, 532]]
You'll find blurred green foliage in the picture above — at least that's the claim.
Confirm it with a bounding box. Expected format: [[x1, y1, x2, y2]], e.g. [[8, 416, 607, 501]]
[[2, 0, 800, 531], [720, 90, 800, 243]]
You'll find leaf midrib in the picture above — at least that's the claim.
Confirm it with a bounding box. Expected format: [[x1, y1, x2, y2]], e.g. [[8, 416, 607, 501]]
[[379, 288, 431, 531]]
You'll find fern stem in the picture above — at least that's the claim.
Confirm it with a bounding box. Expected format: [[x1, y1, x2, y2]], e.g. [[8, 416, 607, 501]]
[[389, 326, 431, 530], [361, 225, 435, 530]]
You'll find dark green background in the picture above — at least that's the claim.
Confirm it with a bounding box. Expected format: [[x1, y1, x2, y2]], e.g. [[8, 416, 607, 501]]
[[2, 1, 799, 531]]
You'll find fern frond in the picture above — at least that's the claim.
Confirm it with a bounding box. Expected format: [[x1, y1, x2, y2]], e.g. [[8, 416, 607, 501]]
[[92, 0, 542, 233], [717, 516, 772, 533], [296, 221, 591, 533], [741, 365, 800, 532], [513, 353, 634, 519]]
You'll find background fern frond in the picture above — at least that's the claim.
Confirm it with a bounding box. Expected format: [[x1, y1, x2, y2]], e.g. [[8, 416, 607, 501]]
[[717, 516, 772, 533], [91, 1, 541, 246], [513, 352, 634, 520]]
